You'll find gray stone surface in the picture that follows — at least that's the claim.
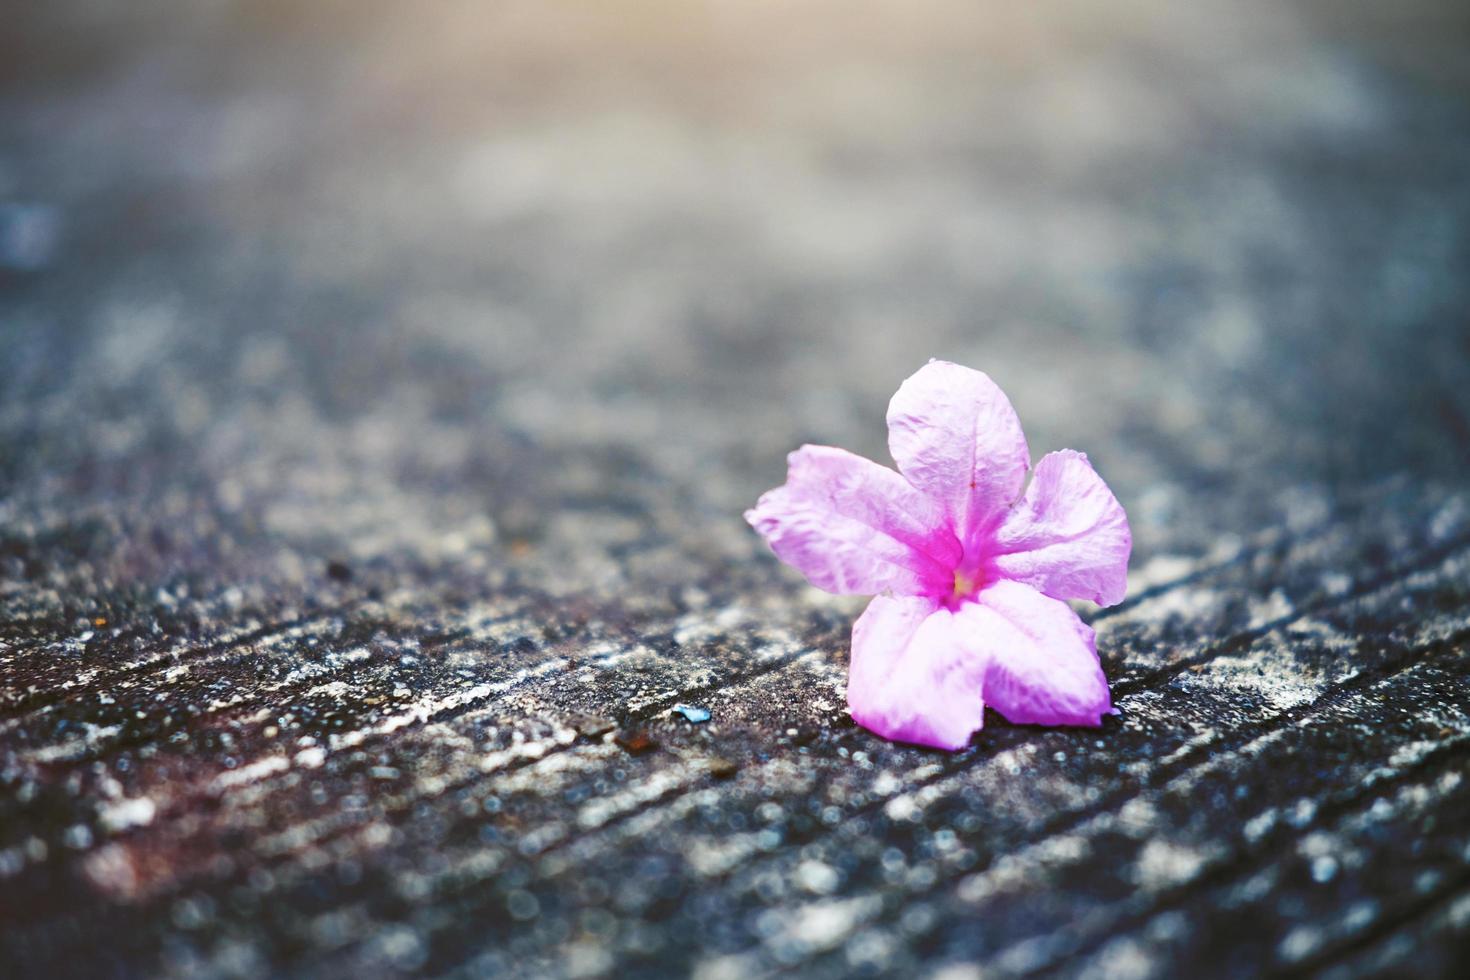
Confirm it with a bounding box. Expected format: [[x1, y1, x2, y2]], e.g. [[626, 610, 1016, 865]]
[[3, 1, 1470, 976]]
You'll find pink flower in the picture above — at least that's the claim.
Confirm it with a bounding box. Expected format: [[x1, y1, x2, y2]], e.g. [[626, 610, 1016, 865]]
[[746, 360, 1131, 750]]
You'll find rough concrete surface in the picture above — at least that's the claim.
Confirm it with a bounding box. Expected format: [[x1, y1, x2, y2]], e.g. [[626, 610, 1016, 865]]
[[3, 1, 1470, 977]]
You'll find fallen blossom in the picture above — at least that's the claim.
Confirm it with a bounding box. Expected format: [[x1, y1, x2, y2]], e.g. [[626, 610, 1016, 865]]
[[746, 360, 1131, 750]]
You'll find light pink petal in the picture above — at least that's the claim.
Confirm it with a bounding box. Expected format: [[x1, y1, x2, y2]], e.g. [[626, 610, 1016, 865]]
[[846, 595, 987, 751], [886, 360, 1030, 545], [957, 578, 1111, 727], [782, 445, 963, 568], [990, 449, 1131, 606], [746, 445, 961, 596]]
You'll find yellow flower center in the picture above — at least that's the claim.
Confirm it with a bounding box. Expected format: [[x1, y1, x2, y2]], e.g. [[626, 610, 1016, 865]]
[[952, 570, 978, 601]]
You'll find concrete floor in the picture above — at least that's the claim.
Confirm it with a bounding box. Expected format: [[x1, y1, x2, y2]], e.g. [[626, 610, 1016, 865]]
[[3, 2, 1469, 976]]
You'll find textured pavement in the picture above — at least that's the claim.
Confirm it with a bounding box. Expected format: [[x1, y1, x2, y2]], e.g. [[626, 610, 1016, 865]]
[[3, 2, 1470, 976]]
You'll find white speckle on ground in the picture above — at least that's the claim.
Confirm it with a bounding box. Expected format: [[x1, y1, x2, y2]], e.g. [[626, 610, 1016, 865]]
[[213, 755, 291, 791], [691, 954, 760, 980], [795, 859, 840, 895], [1247, 589, 1295, 629], [777, 897, 881, 953], [98, 796, 156, 832], [1127, 554, 1199, 592], [925, 963, 984, 980], [1243, 808, 1278, 843], [1135, 839, 1207, 889], [1077, 936, 1160, 980], [294, 746, 327, 768], [1279, 924, 1321, 963], [885, 794, 918, 822]]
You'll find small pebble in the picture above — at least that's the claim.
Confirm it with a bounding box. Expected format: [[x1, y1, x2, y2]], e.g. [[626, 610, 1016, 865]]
[[707, 757, 739, 779], [671, 703, 711, 723], [614, 730, 657, 755]]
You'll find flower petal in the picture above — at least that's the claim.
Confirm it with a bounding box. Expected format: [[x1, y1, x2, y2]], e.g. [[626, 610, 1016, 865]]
[[846, 595, 987, 750], [958, 579, 1111, 727], [990, 449, 1131, 606], [886, 360, 1030, 544], [746, 445, 961, 596]]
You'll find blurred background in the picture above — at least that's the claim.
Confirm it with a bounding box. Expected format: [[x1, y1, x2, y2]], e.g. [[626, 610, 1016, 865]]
[[4, 0, 1469, 583]]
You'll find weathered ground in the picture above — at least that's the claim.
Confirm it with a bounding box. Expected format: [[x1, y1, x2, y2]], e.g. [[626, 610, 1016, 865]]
[[3, 1, 1470, 977]]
